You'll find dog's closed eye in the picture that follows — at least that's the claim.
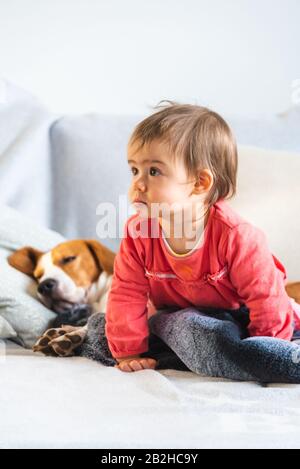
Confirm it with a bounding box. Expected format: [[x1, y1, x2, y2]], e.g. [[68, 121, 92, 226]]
[[61, 256, 77, 265]]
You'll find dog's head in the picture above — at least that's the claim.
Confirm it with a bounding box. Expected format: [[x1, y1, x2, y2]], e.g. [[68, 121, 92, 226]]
[[8, 240, 115, 314]]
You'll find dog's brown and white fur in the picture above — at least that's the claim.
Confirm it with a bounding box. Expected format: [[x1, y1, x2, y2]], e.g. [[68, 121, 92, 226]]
[[8, 240, 116, 326]]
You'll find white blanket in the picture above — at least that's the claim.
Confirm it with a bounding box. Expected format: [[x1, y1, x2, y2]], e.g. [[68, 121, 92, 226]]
[[1, 340, 300, 449]]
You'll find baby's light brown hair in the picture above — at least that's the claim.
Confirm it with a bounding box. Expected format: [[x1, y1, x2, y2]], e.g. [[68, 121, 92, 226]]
[[128, 100, 238, 215]]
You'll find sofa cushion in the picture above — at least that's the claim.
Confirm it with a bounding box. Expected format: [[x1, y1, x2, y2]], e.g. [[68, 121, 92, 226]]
[[0, 79, 57, 227], [50, 114, 141, 253], [229, 145, 300, 281], [0, 316, 16, 340], [0, 204, 64, 347]]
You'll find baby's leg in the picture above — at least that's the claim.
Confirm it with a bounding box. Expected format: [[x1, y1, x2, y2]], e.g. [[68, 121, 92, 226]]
[[149, 307, 300, 384]]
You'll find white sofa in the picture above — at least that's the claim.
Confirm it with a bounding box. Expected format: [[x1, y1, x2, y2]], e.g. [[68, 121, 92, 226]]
[[1, 81, 300, 449]]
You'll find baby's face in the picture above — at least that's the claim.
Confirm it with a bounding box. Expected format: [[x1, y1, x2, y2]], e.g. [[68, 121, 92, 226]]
[[127, 138, 202, 221]]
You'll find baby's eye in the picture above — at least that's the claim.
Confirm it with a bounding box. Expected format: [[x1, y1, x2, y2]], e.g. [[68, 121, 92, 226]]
[[130, 167, 161, 177], [149, 167, 161, 176], [130, 167, 138, 176]]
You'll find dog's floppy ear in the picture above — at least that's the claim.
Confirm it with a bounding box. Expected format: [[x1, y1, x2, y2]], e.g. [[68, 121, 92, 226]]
[[285, 282, 300, 305], [7, 246, 44, 277], [85, 240, 115, 275]]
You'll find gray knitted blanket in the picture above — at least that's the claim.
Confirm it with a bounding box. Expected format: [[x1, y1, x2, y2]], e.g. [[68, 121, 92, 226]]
[[76, 306, 300, 384]]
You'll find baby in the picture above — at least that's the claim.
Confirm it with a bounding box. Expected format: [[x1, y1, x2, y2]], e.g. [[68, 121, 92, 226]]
[[105, 101, 300, 372]]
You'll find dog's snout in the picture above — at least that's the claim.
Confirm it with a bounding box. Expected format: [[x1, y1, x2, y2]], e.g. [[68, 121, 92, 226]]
[[38, 279, 57, 296]]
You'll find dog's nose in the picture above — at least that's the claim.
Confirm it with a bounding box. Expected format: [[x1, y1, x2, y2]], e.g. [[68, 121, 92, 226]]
[[38, 279, 57, 296]]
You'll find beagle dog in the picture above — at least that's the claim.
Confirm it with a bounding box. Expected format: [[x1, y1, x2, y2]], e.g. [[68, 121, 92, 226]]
[[8, 240, 116, 327]]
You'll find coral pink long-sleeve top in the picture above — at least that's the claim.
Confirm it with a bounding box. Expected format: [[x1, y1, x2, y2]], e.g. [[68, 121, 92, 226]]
[[105, 199, 300, 358]]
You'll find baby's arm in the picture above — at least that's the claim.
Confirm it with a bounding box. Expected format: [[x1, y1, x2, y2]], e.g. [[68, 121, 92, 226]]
[[105, 216, 155, 367], [224, 223, 294, 340]]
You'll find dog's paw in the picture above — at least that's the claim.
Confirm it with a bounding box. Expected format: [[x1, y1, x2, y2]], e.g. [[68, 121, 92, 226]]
[[33, 325, 87, 357]]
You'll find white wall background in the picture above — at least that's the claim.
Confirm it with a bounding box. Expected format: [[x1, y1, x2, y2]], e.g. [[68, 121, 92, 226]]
[[0, 0, 299, 117]]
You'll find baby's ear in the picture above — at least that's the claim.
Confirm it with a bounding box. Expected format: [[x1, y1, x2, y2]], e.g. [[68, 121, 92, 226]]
[[7, 246, 44, 277]]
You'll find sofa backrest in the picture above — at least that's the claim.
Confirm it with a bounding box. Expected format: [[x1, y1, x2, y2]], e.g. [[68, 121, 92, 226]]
[[50, 114, 142, 254], [0, 81, 57, 226], [50, 113, 300, 280], [1, 82, 299, 279]]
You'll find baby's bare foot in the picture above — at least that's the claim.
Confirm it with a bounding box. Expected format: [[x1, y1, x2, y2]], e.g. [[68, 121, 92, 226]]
[[115, 358, 157, 372]]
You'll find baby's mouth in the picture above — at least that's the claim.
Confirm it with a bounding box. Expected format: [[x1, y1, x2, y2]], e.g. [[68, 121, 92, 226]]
[[132, 198, 147, 204], [132, 200, 148, 208]]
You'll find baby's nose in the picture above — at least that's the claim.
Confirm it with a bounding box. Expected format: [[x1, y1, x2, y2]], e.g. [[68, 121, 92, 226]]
[[135, 180, 146, 191]]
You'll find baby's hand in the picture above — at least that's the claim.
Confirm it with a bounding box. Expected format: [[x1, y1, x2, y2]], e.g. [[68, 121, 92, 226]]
[[114, 355, 157, 372]]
